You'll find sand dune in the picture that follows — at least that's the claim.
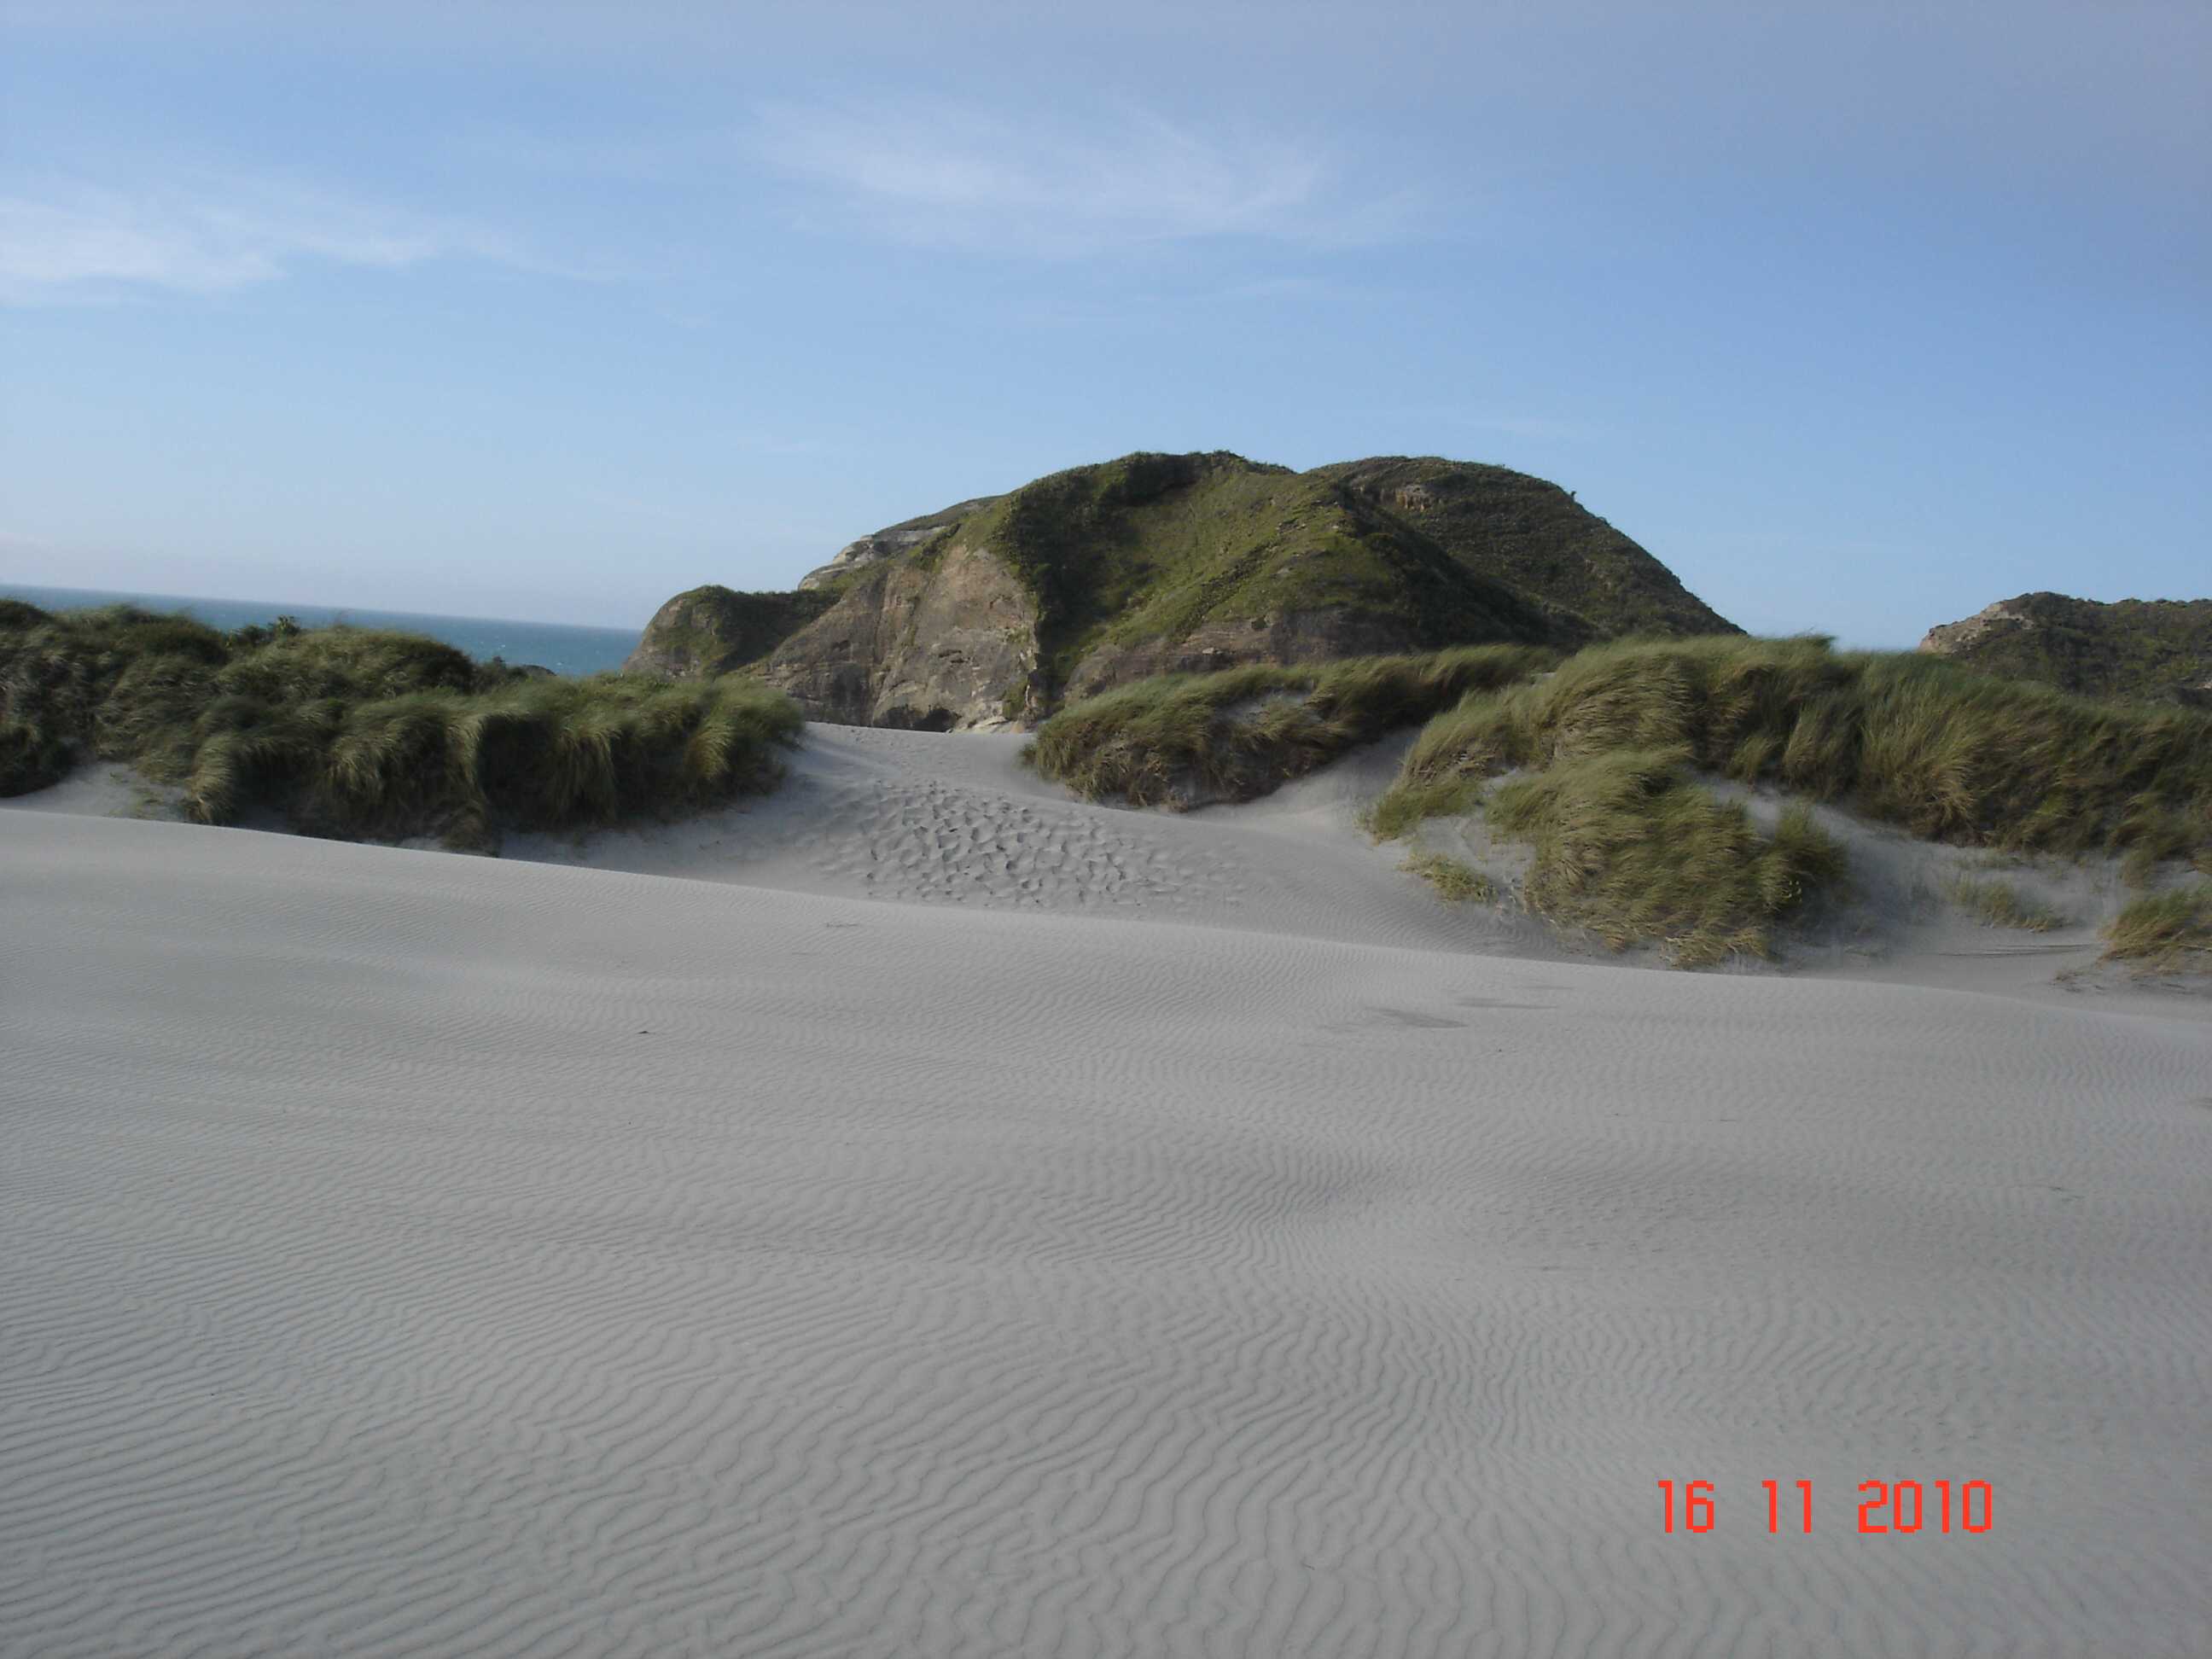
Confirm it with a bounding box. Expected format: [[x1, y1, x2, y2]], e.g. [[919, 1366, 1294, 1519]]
[[4, 733, 2211, 1656]]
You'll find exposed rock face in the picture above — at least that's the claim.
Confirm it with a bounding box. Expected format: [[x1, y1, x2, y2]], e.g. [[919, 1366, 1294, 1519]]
[[763, 533, 1040, 730], [1919, 591, 2212, 706], [630, 451, 1740, 729], [796, 498, 1001, 591]]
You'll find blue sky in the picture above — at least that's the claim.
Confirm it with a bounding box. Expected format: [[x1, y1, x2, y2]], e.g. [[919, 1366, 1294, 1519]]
[[2, 1, 2204, 641]]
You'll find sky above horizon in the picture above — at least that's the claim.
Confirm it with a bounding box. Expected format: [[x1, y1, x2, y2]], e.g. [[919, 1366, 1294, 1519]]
[[3, 2, 2205, 642]]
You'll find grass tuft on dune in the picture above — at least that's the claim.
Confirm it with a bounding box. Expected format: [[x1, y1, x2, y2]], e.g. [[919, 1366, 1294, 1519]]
[[1950, 877, 2064, 932], [1378, 636, 2212, 870], [1035, 634, 2211, 966], [2099, 886, 2212, 975], [1400, 850, 1496, 904], [1025, 643, 1556, 806], [1, 602, 801, 846], [1482, 748, 1849, 965]]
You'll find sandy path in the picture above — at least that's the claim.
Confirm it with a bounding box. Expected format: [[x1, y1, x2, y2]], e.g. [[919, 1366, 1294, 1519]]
[[4, 809, 2209, 1656]]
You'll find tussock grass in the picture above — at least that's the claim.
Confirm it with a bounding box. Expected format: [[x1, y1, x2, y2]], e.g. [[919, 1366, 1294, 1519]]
[[2099, 886, 2212, 975], [1027, 643, 1557, 806], [1377, 636, 2212, 870], [1482, 748, 1848, 965], [1400, 851, 1495, 903], [1, 601, 801, 845], [1949, 877, 2064, 932]]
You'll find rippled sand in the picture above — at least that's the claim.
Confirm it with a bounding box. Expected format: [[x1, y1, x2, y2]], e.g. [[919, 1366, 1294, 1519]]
[[3, 731, 2209, 1656]]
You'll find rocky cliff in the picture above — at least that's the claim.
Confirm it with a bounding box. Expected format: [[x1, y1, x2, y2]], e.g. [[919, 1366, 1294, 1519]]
[[626, 451, 1739, 728], [1918, 592, 2212, 707]]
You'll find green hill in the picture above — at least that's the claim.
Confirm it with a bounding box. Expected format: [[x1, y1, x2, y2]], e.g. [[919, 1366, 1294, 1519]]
[[627, 451, 1737, 728], [1918, 592, 2212, 707]]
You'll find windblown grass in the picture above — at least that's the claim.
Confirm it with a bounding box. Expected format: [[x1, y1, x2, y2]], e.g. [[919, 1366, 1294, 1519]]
[[1, 602, 801, 845], [1026, 643, 1557, 806], [1481, 749, 1848, 965], [1949, 877, 2065, 932], [2099, 886, 2212, 975], [1377, 636, 2212, 870], [1400, 851, 1495, 904]]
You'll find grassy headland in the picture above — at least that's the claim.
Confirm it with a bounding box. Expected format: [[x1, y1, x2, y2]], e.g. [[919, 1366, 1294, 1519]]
[[1, 602, 801, 847]]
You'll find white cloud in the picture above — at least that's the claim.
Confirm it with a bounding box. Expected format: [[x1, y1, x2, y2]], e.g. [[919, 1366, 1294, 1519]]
[[754, 101, 1417, 255], [0, 174, 521, 304]]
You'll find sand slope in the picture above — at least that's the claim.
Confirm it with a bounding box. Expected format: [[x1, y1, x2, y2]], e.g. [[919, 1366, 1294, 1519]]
[[4, 801, 2210, 1656]]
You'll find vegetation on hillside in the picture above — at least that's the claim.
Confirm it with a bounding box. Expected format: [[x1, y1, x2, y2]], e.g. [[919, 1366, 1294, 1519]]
[[950, 452, 1569, 693], [630, 450, 1741, 719], [2, 602, 801, 847], [1921, 592, 2212, 707], [1310, 456, 1738, 639], [623, 585, 839, 678], [1025, 643, 1557, 807]]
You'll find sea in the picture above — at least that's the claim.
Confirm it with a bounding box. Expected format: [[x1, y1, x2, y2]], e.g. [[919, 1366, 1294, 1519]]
[[2, 583, 643, 678]]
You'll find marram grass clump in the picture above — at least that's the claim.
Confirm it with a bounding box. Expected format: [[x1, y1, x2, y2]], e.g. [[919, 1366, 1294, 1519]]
[[1376, 636, 2212, 872], [1400, 851, 1495, 904], [2099, 886, 2212, 975], [0, 601, 802, 846], [1481, 748, 1848, 966], [1949, 877, 2064, 933], [1026, 643, 1557, 807]]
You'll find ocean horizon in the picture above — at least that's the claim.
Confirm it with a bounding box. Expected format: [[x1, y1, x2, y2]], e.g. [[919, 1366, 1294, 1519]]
[[3, 583, 644, 678]]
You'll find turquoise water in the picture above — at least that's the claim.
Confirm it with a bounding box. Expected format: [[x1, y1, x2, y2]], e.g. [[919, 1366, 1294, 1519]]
[[2, 584, 643, 678]]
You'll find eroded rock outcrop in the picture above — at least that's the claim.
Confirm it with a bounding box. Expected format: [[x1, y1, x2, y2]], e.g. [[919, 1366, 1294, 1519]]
[[764, 533, 1041, 730]]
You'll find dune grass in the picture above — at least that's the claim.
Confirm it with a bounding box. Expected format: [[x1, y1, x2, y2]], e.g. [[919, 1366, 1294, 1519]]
[[1949, 877, 2065, 932], [1478, 749, 1848, 965], [1025, 643, 1557, 806], [2099, 886, 2212, 975], [1376, 636, 2212, 871], [1, 602, 801, 846], [1400, 850, 1496, 904]]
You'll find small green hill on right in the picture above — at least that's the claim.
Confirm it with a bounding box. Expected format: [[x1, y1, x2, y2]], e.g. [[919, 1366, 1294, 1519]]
[[1919, 591, 2212, 707]]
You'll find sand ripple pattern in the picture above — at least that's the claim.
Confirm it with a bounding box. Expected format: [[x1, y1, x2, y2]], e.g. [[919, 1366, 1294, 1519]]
[[3, 814, 2210, 1656], [501, 725, 1512, 953]]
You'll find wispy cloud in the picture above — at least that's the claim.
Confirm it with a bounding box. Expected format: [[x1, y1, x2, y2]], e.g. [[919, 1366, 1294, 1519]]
[[0, 172, 530, 305], [754, 101, 1418, 255]]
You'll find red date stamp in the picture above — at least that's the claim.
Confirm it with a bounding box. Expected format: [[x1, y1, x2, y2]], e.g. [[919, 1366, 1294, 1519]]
[[1658, 1479, 1991, 1534]]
